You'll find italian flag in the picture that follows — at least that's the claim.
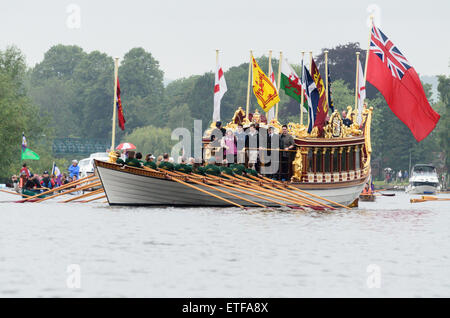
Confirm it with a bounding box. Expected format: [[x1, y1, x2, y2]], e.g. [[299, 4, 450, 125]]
[[280, 58, 307, 112]]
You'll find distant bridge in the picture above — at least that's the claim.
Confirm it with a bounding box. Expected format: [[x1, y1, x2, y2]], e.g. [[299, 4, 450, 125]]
[[53, 138, 110, 155]]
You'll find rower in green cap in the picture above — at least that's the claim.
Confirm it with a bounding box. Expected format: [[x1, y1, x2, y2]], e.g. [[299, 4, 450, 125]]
[[158, 153, 174, 171], [204, 157, 221, 176], [175, 157, 192, 174]]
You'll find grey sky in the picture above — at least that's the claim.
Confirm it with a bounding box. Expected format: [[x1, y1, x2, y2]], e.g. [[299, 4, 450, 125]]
[[1, 0, 449, 79]]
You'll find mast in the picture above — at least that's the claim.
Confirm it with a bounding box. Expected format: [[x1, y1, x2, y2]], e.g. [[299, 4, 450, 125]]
[[324, 50, 329, 114], [364, 15, 374, 85], [111, 57, 119, 151], [275, 51, 282, 121], [308, 51, 313, 128], [354, 52, 360, 112], [246, 50, 253, 120], [300, 51, 305, 125], [267, 50, 272, 119]]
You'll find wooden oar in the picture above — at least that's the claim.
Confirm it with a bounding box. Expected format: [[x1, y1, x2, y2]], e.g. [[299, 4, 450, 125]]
[[227, 174, 317, 207], [62, 189, 104, 203], [168, 175, 244, 209], [258, 180, 334, 210], [35, 182, 102, 203], [167, 170, 296, 208], [219, 177, 307, 206], [169, 172, 267, 208], [20, 175, 98, 202], [421, 196, 450, 201], [82, 194, 107, 203], [410, 198, 427, 203], [0, 189, 33, 198], [204, 178, 290, 208], [258, 175, 351, 210], [244, 175, 332, 209]]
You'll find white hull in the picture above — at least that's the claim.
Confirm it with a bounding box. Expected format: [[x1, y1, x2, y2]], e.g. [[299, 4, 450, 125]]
[[96, 163, 365, 208], [406, 184, 438, 195]]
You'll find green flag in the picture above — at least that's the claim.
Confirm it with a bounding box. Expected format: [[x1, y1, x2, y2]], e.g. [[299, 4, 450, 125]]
[[21, 148, 40, 160]]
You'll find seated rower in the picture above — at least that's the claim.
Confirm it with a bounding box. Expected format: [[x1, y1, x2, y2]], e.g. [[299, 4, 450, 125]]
[[191, 159, 205, 176], [158, 153, 174, 171], [40, 171, 54, 189], [125, 151, 142, 168], [136, 152, 145, 166], [229, 163, 246, 176], [115, 151, 125, 165], [362, 183, 372, 195], [144, 154, 156, 169], [219, 161, 234, 178], [245, 167, 259, 177], [174, 157, 192, 174], [204, 158, 221, 176]]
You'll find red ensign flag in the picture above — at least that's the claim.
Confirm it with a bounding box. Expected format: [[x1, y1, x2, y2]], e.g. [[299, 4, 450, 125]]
[[116, 78, 126, 131], [366, 23, 440, 142]]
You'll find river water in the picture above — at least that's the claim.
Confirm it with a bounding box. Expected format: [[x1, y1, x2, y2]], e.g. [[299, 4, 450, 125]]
[[0, 191, 449, 298]]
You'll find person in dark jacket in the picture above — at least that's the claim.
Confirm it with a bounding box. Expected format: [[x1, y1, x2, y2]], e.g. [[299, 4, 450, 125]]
[[279, 125, 295, 181], [125, 151, 142, 168], [40, 171, 54, 189]]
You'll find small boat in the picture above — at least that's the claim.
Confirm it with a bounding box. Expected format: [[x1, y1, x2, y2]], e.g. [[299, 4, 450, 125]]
[[359, 193, 375, 201], [405, 164, 440, 195], [21, 189, 50, 199]]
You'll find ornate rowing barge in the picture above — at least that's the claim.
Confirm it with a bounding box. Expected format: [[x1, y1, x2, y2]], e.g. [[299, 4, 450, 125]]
[[95, 105, 373, 208]]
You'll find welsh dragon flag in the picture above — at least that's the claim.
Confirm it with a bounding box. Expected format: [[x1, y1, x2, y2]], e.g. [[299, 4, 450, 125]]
[[280, 59, 307, 112]]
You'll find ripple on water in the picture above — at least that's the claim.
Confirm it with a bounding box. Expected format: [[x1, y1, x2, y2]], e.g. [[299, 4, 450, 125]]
[[0, 191, 449, 297]]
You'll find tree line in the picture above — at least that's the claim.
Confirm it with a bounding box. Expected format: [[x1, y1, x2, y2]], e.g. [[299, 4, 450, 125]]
[[0, 43, 448, 180]]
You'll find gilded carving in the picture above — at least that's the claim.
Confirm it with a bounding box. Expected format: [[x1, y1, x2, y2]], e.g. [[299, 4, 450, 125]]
[[291, 148, 303, 182]]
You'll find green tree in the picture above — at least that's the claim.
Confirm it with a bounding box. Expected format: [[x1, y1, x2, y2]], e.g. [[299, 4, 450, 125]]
[[118, 48, 165, 135], [0, 46, 51, 179], [27, 45, 86, 137], [72, 51, 114, 138], [437, 75, 449, 172]]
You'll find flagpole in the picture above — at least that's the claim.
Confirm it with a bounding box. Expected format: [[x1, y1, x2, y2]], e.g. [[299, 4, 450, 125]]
[[355, 52, 360, 111], [111, 57, 119, 151], [267, 50, 272, 119], [300, 51, 305, 125], [215, 49, 219, 122], [324, 50, 329, 114], [246, 50, 252, 120], [308, 51, 312, 128], [364, 15, 374, 85], [275, 51, 282, 121]]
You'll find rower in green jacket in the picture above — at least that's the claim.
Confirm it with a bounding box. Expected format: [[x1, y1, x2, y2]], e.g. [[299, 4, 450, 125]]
[[158, 153, 174, 171], [125, 151, 142, 168], [219, 165, 233, 177], [230, 163, 246, 176], [245, 168, 259, 177], [175, 157, 192, 174], [204, 158, 221, 176], [144, 154, 157, 169], [136, 152, 145, 166], [193, 165, 206, 176]]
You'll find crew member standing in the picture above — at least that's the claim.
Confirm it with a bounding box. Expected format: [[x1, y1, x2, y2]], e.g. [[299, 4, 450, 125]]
[[279, 125, 295, 181]]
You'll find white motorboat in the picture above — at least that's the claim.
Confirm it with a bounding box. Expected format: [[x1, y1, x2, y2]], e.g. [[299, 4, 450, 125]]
[[406, 164, 440, 194]]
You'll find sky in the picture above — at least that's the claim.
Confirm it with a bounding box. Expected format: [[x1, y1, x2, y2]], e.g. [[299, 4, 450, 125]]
[[1, 0, 449, 80]]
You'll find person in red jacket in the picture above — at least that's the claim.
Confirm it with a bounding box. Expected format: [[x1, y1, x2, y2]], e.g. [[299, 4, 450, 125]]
[[20, 163, 31, 178]]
